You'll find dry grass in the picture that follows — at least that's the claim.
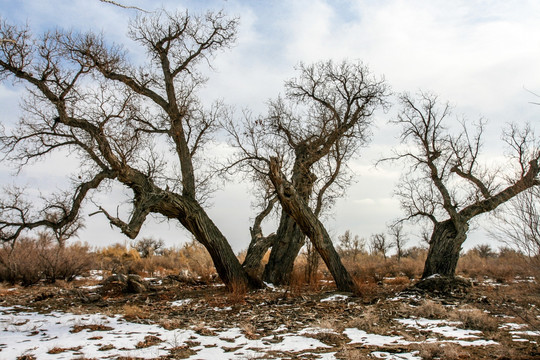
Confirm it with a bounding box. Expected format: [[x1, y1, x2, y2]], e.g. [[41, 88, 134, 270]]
[[122, 304, 149, 321], [346, 306, 388, 334], [135, 335, 163, 349], [226, 279, 248, 304], [412, 300, 449, 319], [451, 306, 499, 332], [240, 322, 259, 340], [419, 343, 470, 360]]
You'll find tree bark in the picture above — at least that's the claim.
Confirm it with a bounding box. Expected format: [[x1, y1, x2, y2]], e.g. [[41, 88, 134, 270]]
[[242, 233, 276, 281], [170, 196, 257, 289], [268, 158, 355, 292], [262, 212, 305, 285], [422, 219, 468, 278]]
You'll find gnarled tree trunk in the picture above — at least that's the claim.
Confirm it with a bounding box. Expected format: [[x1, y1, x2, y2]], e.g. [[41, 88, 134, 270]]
[[269, 158, 355, 291], [262, 212, 305, 285], [422, 219, 469, 278]]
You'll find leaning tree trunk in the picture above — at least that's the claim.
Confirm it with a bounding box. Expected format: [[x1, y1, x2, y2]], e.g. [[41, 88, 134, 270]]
[[269, 158, 355, 292], [173, 197, 257, 290], [422, 219, 469, 279], [262, 212, 306, 285]]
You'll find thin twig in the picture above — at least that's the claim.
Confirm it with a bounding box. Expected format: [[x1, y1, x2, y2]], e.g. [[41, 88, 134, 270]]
[[98, 0, 149, 12]]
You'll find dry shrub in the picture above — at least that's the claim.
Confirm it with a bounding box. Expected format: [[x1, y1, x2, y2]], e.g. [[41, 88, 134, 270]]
[[458, 247, 533, 282], [122, 304, 149, 321], [96, 244, 142, 274], [413, 300, 448, 319], [419, 343, 469, 360], [226, 279, 248, 304], [135, 335, 163, 349], [395, 257, 424, 280], [336, 348, 370, 360], [353, 277, 379, 299], [176, 240, 216, 279], [347, 306, 384, 333], [451, 306, 499, 332], [0, 238, 41, 285], [240, 322, 259, 340], [0, 235, 93, 285], [384, 276, 410, 286]]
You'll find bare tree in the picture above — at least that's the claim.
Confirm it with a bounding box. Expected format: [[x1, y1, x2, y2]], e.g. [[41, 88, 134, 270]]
[[227, 60, 388, 290], [490, 187, 540, 258], [388, 223, 408, 261], [384, 92, 540, 279], [370, 233, 392, 260], [0, 11, 260, 289], [134, 237, 164, 258], [338, 230, 365, 261]]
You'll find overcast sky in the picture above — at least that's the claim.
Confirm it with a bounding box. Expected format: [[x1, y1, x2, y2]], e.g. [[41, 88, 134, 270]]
[[1, 0, 539, 252]]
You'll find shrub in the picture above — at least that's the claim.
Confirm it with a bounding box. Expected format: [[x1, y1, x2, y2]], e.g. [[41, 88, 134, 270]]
[[0, 235, 94, 285], [97, 243, 142, 274]]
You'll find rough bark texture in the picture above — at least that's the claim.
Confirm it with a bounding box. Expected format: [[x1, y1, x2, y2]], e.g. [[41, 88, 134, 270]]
[[172, 198, 255, 289], [242, 233, 276, 281], [263, 160, 315, 285], [422, 220, 468, 278], [262, 212, 305, 285], [269, 158, 355, 292]]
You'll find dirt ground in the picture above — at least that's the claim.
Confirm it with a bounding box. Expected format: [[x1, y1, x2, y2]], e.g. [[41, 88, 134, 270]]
[[1, 274, 540, 359]]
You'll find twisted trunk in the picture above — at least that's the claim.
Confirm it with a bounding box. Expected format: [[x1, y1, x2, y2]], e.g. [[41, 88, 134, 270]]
[[269, 158, 355, 291], [422, 219, 468, 278], [262, 212, 305, 285]]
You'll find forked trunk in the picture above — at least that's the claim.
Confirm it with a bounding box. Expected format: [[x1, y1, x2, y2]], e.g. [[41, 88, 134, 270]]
[[242, 234, 276, 281], [422, 219, 469, 278], [262, 212, 305, 285]]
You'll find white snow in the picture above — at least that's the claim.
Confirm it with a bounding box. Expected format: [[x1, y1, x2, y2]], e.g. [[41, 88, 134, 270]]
[[0, 306, 513, 359], [344, 328, 411, 346], [397, 318, 481, 339], [171, 298, 192, 306], [0, 306, 330, 359], [371, 351, 421, 359], [320, 294, 350, 302]]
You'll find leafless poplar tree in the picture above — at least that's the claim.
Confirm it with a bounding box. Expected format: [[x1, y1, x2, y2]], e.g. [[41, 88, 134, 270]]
[[384, 92, 540, 279], [0, 11, 260, 289], [490, 187, 540, 258], [388, 223, 407, 261], [227, 60, 388, 291], [369, 233, 392, 260]]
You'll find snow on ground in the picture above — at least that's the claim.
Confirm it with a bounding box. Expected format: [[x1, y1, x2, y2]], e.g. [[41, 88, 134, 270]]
[[320, 294, 350, 302], [0, 305, 513, 359], [0, 305, 330, 359]]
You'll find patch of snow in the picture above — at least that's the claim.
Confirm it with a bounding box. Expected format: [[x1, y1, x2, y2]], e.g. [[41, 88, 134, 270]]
[[0, 307, 333, 360], [299, 327, 338, 335], [397, 318, 481, 339], [171, 299, 192, 306], [274, 324, 288, 333], [510, 330, 540, 337], [344, 328, 411, 346], [268, 335, 330, 352], [500, 323, 528, 330], [371, 350, 421, 359], [444, 339, 499, 346], [80, 285, 101, 290], [321, 294, 350, 302], [213, 306, 232, 311]]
